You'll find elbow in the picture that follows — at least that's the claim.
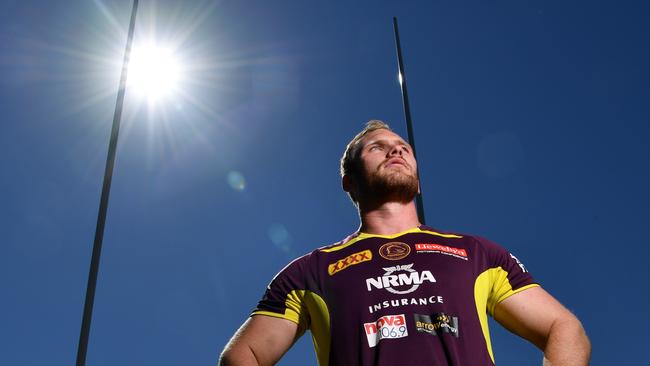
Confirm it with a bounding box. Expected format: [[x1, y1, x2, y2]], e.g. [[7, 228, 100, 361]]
[[544, 316, 591, 364], [569, 320, 590, 359], [219, 343, 261, 366], [566, 317, 591, 351], [577, 321, 591, 359]]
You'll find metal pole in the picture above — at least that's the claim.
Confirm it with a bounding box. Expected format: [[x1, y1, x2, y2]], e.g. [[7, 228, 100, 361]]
[[76, 1, 139, 365], [393, 16, 426, 224]]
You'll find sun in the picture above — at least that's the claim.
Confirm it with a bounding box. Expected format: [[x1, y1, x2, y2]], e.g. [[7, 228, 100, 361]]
[[127, 42, 183, 101]]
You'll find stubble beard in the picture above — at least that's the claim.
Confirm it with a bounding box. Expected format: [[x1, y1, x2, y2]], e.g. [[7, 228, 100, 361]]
[[361, 167, 419, 204]]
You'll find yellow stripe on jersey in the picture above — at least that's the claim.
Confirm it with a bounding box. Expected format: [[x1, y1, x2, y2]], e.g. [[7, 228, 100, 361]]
[[321, 227, 463, 253], [417, 229, 463, 239], [303, 291, 331, 366], [251, 290, 331, 366], [474, 269, 497, 364], [474, 267, 540, 364]]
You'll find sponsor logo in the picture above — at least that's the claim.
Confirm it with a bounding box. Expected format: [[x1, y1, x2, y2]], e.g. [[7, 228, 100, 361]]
[[415, 243, 468, 260], [328, 250, 372, 275], [414, 313, 459, 337], [363, 314, 408, 347], [366, 263, 436, 294], [379, 242, 411, 260], [510, 253, 528, 273], [368, 295, 444, 314]]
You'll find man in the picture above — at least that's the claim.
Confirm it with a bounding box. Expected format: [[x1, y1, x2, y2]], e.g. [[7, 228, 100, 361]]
[[220, 120, 590, 365]]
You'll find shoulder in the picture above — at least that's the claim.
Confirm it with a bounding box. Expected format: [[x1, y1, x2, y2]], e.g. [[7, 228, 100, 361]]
[[277, 232, 362, 272], [417, 225, 492, 248], [417, 225, 514, 261], [316, 231, 363, 253]]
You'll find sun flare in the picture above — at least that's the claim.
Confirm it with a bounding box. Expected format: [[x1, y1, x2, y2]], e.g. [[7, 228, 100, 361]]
[[127, 43, 182, 101]]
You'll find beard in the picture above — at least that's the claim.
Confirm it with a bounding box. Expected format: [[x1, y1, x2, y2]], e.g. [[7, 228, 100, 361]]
[[360, 167, 419, 204]]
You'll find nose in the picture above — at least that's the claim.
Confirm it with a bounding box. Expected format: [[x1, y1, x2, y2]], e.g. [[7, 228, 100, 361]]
[[388, 144, 404, 156]]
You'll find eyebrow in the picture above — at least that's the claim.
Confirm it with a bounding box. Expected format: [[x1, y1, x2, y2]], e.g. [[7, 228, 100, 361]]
[[365, 138, 410, 148]]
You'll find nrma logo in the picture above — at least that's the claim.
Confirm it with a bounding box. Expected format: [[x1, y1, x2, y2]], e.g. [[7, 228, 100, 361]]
[[365, 263, 436, 294]]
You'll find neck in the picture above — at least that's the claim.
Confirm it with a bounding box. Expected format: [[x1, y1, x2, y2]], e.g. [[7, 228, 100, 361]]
[[357, 199, 420, 236]]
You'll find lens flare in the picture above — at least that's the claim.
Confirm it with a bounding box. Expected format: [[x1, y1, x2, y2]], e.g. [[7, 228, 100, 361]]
[[227, 171, 246, 191], [268, 223, 292, 253]]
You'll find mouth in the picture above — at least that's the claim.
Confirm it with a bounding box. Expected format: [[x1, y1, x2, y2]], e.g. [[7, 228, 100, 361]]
[[384, 158, 408, 169]]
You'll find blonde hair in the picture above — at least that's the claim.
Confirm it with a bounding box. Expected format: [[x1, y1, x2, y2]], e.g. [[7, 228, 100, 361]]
[[340, 120, 392, 179]]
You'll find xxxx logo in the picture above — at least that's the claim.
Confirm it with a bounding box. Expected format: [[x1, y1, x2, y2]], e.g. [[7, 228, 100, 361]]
[[328, 250, 372, 275]]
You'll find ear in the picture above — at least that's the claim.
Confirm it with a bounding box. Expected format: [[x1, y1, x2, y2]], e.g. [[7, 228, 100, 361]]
[[342, 175, 352, 192], [342, 175, 358, 203]]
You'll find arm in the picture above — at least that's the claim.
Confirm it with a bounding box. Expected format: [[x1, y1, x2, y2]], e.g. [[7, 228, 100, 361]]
[[493, 286, 591, 366], [219, 315, 300, 366]]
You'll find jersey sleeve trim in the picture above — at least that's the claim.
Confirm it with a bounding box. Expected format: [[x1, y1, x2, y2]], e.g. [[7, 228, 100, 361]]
[[495, 283, 539, 306], [253, 290, 308, 324], [483, 266, 539, 316], [252, 290, 331, 366], [473, 267, 539, 364], [251, 310, 300, 324]]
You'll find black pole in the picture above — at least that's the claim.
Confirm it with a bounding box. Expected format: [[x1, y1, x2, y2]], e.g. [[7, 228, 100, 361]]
[[76, 1, 139, 365], [393, 17, 426, 224]]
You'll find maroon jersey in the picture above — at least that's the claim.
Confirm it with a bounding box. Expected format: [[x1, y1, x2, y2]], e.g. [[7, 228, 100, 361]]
[[253, 226, 537, 365]]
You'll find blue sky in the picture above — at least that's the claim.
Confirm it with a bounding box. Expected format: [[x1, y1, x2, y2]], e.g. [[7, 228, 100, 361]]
[[1, 0, 649, 365]]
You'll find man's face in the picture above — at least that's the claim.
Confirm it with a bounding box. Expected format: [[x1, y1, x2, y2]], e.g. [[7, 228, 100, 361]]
[[354, 129, 419, 203]]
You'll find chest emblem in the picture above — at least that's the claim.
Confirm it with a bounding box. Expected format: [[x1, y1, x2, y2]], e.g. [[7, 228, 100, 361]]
[[379, 242, 411, 260]]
